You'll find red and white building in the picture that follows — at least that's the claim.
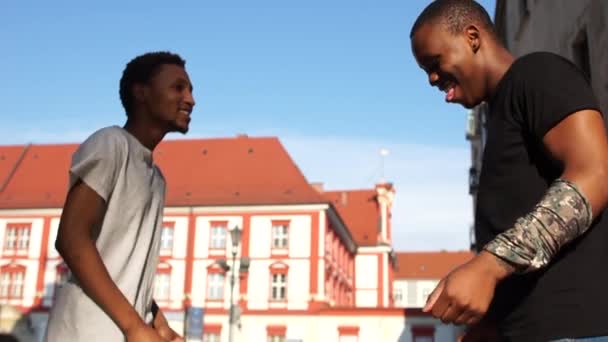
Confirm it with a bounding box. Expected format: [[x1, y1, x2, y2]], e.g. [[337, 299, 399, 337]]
[[0, 135, 471, 342]]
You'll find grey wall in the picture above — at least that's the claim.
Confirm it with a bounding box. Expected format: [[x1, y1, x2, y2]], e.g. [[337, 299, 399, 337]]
[[496, 0, 608, 126]]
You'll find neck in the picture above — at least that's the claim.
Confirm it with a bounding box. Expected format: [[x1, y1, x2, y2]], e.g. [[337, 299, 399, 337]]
[[484, 44, 515, 102], [123, 117, 166, 151]]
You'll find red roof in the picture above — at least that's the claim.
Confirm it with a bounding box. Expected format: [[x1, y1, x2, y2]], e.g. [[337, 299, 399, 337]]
[[0, 144, 77, 208], [155, 136, 325, 206], [0, 145, 28, 191], [323, 189, 379, 246], [395, 251, 475, 279], [0, 135, 325, 208]]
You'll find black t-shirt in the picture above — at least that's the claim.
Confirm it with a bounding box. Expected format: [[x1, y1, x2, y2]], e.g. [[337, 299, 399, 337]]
[[476, 52, 608, 341]]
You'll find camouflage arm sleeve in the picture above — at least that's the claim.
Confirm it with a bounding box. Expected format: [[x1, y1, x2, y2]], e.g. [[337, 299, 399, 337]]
[[483, 178, 593, 273]]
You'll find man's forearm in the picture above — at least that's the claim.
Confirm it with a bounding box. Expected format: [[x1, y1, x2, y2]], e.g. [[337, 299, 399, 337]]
[[59, 238, 144, 334], [483, 178, 593, 273]]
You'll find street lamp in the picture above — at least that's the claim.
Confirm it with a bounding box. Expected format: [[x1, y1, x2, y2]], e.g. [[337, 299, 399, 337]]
[[216, 225, 250, 342], [228, 226, 241, 342]]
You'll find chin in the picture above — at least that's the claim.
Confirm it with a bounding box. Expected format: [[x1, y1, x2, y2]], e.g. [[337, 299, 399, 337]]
[[170, 119, 190, 134], [169, 123, 189, 134], [460, 97, 483, 109]]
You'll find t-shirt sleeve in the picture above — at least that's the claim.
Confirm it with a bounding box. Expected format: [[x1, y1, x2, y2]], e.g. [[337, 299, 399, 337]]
[[517, 52, 600, 140], [69, 128, 127, 202]]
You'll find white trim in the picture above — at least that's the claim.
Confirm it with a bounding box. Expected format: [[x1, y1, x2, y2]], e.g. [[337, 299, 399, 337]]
[[0, 209, 62, 216], [191, 204, 329, 213], [383, 254, 389, 307], [163, 207, 193, 215], [0, 204, 331, 216], [357, 246, 392, 253], [318, 211, 326, 297]]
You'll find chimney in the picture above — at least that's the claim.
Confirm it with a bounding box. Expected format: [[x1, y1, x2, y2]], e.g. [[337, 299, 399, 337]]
[[340, 191, 348, 206], [310, 182, 324, 193]]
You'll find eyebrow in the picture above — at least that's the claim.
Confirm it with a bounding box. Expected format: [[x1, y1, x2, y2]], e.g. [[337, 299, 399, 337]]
[[175, 77, 194, 92], [418, 55, 440, 71]]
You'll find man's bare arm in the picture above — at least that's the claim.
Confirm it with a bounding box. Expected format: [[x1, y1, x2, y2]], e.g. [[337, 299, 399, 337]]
[[55, 180, 148, 336]]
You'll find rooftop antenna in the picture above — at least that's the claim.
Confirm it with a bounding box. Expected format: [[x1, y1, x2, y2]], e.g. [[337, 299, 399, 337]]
[[379, 148, 389, 183]]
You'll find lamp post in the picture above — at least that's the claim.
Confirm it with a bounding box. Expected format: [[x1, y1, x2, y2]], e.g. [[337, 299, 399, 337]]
[[228, 226, 241, 342], [216, 225, 250, 342]]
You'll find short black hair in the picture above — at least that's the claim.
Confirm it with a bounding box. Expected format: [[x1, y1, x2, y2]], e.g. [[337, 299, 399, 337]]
[[410, 0, 497, 39], [119, 51, 186, 117]]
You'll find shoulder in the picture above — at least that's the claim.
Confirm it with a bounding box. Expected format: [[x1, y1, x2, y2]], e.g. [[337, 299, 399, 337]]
[[74, 126, 129, 162], [80, 126, 128, 150], [512, 52, 585, 81], [87, 126, 128, 144]]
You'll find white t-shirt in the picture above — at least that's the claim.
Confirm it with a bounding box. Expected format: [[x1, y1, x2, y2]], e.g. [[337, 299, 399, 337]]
[[45, 126, 166, 341]]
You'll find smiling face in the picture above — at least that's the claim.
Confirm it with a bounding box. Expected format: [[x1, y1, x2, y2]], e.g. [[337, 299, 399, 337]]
[[138, 64, 195, 134], [411, 22, 488, 109]]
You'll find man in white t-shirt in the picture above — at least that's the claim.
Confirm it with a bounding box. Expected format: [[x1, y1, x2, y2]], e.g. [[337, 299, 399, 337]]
[[44, 51, 195, 342]]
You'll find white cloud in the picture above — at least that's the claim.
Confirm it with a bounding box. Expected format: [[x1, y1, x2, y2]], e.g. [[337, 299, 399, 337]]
[[281, 135, 473, 252]]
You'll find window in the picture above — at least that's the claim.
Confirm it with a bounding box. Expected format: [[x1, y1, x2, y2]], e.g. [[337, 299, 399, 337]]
[[346, 288, 353, 306], [421, 288, 432, 305], [338, 326, 359, 342], [327, 276, 334, 302], [0, 273, 9, 298], [0, 265, 26, 300], [267, 326, 286, 342], [154, 273, 171, 301], [160, 222, 174, 254], [393, 288, 403, 304], [203, 324, 222, 342], [325, 233, 333, 253], [204, 333, 220, 342], [269, 263, 288, 303], [153, 263, 172, 302], [271, 274, 287, 301], [207, 273, 225, 300], [271, 221, 289, 249], [209, 222, 227, 249], [4, 223, 31, 254]]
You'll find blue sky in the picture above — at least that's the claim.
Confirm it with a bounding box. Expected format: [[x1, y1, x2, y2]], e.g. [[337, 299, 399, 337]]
[[1, 0, 495, 251]]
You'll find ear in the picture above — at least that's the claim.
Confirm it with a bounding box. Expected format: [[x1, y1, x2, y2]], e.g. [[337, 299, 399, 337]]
[[465, 25, 481, 53], [132, 83, 146, 104]]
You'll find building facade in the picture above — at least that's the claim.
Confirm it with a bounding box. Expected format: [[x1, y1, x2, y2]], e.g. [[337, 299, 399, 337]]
[[0, 136, 466, 342]]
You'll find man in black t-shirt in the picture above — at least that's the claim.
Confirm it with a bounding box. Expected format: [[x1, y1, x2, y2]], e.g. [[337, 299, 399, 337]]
[[410, 1, 608, 341]]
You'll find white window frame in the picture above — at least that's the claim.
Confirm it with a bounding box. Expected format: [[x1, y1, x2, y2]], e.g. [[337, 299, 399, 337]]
[[271, 273, 287, 301], [210, 226, 227, 249], [207, 273, 225, 300], [271, 224, 289, 249]]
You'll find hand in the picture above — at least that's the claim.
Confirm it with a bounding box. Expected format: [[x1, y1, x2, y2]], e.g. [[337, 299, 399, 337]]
[[423, 251, 512, 325], [153, 310, 184, 342], [125, 323, 166, 342]]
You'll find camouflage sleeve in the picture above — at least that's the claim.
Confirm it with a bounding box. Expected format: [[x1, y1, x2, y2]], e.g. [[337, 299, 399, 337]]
[[483, 178, 593, 273]]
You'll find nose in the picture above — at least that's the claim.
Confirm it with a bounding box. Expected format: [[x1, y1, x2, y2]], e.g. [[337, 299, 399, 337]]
[[184, 89, 196, 108], [428, 72, 439, 87]]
